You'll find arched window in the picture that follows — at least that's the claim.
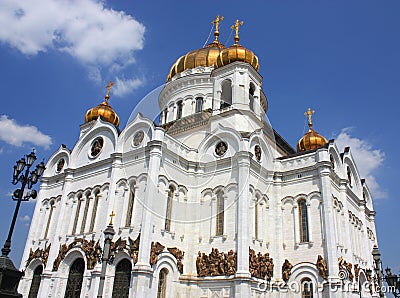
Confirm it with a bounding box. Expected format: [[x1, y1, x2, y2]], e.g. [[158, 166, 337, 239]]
[[72, 196, 82, 235], [254, 201, 259, 239], [347, 167, 352, 187], [64, 258, 84, 298], [28, 265, 43, 298], [165, 186, 174, 231], [195, 97, 203, 113], [301, 278, 313, 298], [163, 108, 168, 124], [125, 187, 135, 227], [44, 201, 55, 239], [298, 199, 309, 242], [330, 154, 335, 171], [89, 192, 99, 232], [249, 83, 256, 111], [112, 259, 132, 298], [216, 191, 224, 236], [220, 80, 232, 109], [157, 268, 168, 298], [176, 101, 183, 120], [80, 194, 90, 234]]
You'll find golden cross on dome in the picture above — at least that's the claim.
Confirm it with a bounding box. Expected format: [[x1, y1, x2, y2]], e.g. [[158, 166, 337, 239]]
[[231, 19, 244, 44], [105, 80, 114, 102], [109, 210, 116, 225], [211, 15, 224, 41], [304, 107, 315, 128]]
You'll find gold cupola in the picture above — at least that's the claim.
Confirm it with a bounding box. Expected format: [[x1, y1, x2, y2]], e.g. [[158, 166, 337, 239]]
[[85, 81, 120, 127], [166, 16, 226, 82], [297, 108, 327, 152], [215, 20, 260, 71]]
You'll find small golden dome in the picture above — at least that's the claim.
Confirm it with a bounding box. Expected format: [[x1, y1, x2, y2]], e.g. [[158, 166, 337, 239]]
[[166, 15, 226, 82], [297, 108, 327, 152], [84, 81, 120, 127], [215, 19, 260, 71]]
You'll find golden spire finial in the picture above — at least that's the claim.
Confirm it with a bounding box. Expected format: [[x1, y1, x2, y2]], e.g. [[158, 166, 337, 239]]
[[109, 210, 116, 225], [211, 15, 224, 42], [304, 107, 315, 129], [105, 80, 114, 103], [231, 19, 244, 45]]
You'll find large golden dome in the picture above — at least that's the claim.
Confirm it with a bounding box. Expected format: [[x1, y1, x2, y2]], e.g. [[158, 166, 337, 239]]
[[166, 41, 225, 82], [297, 108, 327, 152], [215, 20, 260, 71], [85, 81, 120, 127], [166, 15, 226, 82]]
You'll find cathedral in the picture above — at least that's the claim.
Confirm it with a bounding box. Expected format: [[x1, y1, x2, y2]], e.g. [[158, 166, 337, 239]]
[[19, 17, 380, 297]]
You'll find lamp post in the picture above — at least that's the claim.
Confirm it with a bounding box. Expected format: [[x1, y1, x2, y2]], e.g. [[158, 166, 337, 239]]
[[0, 150, 45, 297], [372, 245, 385, 298], [384, 267, 400, 297], [97, 211, 116, 298]]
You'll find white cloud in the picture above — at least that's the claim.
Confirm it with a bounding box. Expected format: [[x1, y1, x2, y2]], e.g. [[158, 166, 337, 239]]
[[335, 128, 386, 199], [19, 214, 31, 226], [113, 77, 144, 97], [0, 0, 145, 69], [0, 115, 52, 149]]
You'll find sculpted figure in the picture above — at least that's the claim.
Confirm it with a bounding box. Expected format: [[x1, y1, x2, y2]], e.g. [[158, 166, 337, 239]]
[[316, 255, 328, 279], [282, 259, 293, 282]]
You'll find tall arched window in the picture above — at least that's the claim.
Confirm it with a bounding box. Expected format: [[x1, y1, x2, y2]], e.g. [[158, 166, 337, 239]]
[[89, 192, 99, 232], [347, 167, 352, 187], [163, 108, 168, 124], [176, 101, 183, 119], [112, 259, 132, 298], [165, 186, 174, 231], [216, 191, 224, 236], [249, 83, 256, 111], [44, 200, 55, 239], [125, 187, 135, 227], [28, 265, 43, 298], [301, 278, 313, 298], [330, 154, 335, 171], [220, 80, 232, 109], [80, 194, 90, 234], [72, 196, 82, 235], [157, 268, 168, 298], [64, 258, 84, 298], [195, 97, 203, 113], [254, 201, 259, 239], [298, 199, 309, 242]]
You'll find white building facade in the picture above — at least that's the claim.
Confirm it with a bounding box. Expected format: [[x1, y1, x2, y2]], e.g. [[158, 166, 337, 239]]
[[19, 20, 381, 298]]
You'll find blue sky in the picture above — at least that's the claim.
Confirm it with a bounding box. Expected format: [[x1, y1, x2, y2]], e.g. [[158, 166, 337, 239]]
[[0, 0, 399, 272]]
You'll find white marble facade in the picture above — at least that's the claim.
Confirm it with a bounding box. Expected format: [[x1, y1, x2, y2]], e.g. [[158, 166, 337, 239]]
[[19, 60, 380, 298]]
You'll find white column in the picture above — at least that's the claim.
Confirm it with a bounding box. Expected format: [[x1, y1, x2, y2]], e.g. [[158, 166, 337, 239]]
[[318, 160, 340, 286], [306, 202, 313, 243], [132, 128, 164, 298], [234, 151, 251, 297], [85, 196, 94, 234], [210, 195, 216, 237], [293, 205, 300, 245]]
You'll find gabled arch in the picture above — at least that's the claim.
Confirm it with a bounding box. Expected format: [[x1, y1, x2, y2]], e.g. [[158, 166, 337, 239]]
[[328, 143, 344, 174], [70, 118, 118, 168], [198, 124, 243, 160], [43, 144, 71, 177], [343, 154, 362, 195], [117, 113, 156, 152]]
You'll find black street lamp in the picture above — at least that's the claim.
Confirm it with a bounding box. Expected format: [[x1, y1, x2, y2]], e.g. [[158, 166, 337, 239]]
[[372, 245, 385, 298], [0, 150, 45, 298], [97, 211, 116, 298], [384, 267, 400, 297]]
